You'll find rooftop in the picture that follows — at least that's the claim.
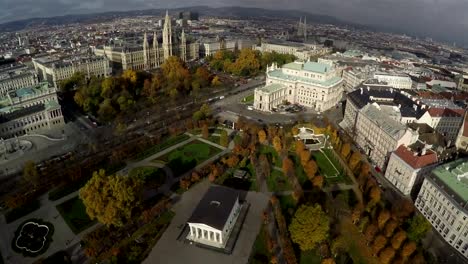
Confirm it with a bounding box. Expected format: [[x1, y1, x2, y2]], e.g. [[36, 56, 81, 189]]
[[394, 145, 438, 169], [429, 159, 468, 209], [268, 69, 341, 87], [282, 61, 332, 74], [187, 185, 239, 230], [257, 83, 285, 93], [360, 104, 407, 139]]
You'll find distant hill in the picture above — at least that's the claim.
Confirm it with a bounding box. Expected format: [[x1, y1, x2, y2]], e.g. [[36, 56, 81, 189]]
[[0, 6, 368, 32]]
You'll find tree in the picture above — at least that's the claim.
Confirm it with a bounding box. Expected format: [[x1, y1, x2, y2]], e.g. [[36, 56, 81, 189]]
[[202, 123, 209, 139], [368, 186, 381, 206], [122, 69, 137, 84], [98, 99, 117, 122], [371, 235, 387, 255], [289, 204, 330, 251], [258, 129, 267, 144], [195, 66, 210, 87], [351, 204, 363, 224], [79, 169, 143, 227], [383, 220, 398, 238], [273, 136, 282, 153], [340, 143, 351, 160], [364, 224, 378, 243], [23, 160, 39, 187], [295, 140, 305, 155], [211, 75, 222, 86], [391, 230, 407, 250], [282, 157, 294, 177], [377, 209, 391, 229], [321, 258, 336, 264], [391, 197, 414, 220], [304, 160, 318, 180], [407, 214, 431, 242], [312, 175, 324, 189], [299, 150, 311, 167], [348, 152, 361, 172], [220, 130, 229, 147], [379, 247, 396, 264], [292, 127, 299, 135], [401, 241, 417, 259]]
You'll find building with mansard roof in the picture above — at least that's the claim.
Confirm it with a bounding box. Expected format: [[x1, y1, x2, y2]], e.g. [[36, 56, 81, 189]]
[[94, 11, 199, 71]]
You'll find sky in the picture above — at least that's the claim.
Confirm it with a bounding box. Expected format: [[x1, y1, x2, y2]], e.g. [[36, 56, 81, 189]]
[[0, 0, 467, 45]]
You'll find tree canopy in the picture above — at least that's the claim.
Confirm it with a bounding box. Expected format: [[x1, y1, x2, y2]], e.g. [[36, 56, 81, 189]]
[[79, 169, 144, 227], [289, 204, 330, 251], [406, 214, 431, 242]]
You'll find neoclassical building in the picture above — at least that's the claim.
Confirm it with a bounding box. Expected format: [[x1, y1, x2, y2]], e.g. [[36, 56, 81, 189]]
[[415, 159, 468, 259], [253, 61, 343, 112], [32, 55, 110, 88], [0, 64, 38, 96], [186, 186, 242, 249], [94, 11, 199, 71], [0, 82, 64, 139]]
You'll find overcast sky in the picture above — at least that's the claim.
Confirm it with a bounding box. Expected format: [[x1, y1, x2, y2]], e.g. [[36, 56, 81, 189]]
[[1, 0, 467, 45]]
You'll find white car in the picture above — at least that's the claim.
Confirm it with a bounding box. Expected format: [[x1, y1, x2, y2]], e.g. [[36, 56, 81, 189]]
[[247, 106, 253, 110]]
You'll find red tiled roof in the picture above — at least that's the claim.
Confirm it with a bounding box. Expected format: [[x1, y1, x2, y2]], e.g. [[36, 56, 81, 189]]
[[394, 145, 438, 169], [427, 108, 465, 117]]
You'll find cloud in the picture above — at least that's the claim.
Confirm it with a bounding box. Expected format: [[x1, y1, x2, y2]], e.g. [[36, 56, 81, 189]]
[[0, 0, 467, 45]]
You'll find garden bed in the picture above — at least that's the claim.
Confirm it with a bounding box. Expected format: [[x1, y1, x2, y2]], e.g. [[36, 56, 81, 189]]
[[56, 196, 95, 234], [5, 200, 40, 224]]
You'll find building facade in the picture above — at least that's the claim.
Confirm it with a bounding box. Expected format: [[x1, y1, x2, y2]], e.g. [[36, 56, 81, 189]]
[[0, 82, 64, 139], [385, 145, 438, 196], [417, 108, 465, 142], [456, 113, 468, 151], [254, 61, 343, 112], [33, 56, 110, 88], [186, 186, 242, 248], [255, 40, 330, 61], [94, 11, 199, 71], [0, 64, 38, 96], [415, 159, 468, 259], [374, 72, 412, 89]]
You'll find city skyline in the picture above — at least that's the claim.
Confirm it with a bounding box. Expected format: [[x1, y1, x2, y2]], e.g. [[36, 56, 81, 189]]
[[0, 1, 467, 46]]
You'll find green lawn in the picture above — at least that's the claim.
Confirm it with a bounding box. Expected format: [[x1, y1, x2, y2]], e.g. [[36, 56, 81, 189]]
[[56, 196, 95, 234], [311, 150, 339, 177], [134, 134, 190, 161], [158, 140, 222, 176], [207, 135, 220, 145], [267, 169, 292, 192], [249, 225, 270, 264], [241, 94, 254, 104], [300, 250, 322, 264], [312, 150, 352, 186], [129, 167, 166, 188], [259, 145, 282, 167]]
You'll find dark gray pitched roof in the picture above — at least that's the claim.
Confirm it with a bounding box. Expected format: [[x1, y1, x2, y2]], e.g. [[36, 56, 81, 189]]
[[188, 185, 239, 230], [348, 84, 426, 119]]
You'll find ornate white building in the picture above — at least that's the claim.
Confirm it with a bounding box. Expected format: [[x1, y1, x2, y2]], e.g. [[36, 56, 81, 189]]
[[253, 61, 343, 112], [94, 11, 199, 71], [186, 186, 242, 249], [0, 64, 38, 96], [32, 55, 110, 88], [0, 82, 64, 139], [415, 159, 468, 259]]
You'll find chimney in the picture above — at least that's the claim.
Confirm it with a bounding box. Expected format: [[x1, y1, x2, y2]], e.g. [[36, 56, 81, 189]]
[[413, 104, 417, 111], [360, 87, 363, 95]]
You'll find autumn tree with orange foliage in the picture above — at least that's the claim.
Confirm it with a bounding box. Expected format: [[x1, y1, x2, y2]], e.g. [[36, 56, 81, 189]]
[[364, 223, 378, 243], [348, 151, 362, 172], [351, 204, 363, 224], [371, 235, 387, 255], [282, 157, 295, 178], [379, 247, 396, 264], [304, 159, 318, 180], [300, 150, 311, 167], [273, 136, 283, 154], [391, 230, 407, 250], [321, 258, 336, 264], [377, 209, 391, 229], [340, 143, 351, 160], [312, 175, 324, 189], [258, 129, 267, 144], [383, 220, 398, 238], [401, 241, 417, 259]]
